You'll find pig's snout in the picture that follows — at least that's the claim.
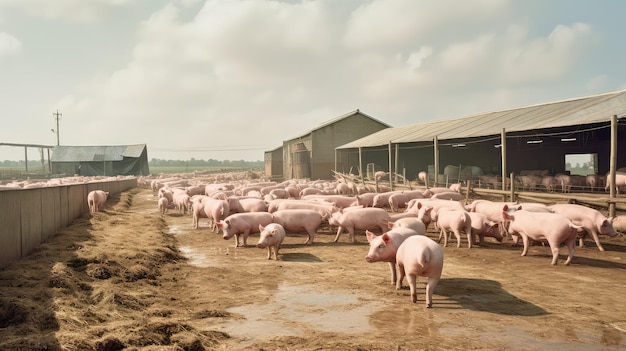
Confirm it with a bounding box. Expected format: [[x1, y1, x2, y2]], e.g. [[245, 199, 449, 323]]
[[257, 243, 265, 248], [365, 255, 374, 263]]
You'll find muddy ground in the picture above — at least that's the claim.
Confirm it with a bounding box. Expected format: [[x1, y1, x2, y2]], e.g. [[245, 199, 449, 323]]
[[0, 185, 625, 350]]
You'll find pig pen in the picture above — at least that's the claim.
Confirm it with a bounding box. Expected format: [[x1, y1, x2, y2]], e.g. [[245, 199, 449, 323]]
[[0, 186, 624, 350]]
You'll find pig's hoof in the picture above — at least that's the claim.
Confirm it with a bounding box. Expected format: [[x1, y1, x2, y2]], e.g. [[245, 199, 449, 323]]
[[427, 304, 433, 308]]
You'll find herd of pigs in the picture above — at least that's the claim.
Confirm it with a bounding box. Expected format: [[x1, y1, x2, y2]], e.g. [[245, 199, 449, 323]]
[[470, 168, 626, 193], [140, 173, 623, 308]]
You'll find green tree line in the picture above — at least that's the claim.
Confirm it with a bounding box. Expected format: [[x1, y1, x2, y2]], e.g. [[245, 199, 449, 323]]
[[149, 158, 263, 168]]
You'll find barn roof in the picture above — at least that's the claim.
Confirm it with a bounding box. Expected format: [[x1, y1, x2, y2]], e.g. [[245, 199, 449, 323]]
[[337, 89, 626, 149], [51, 144, 147, 162], [285, 109, 392, 143]]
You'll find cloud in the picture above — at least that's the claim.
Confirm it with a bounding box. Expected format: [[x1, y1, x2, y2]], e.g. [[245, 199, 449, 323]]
[[499, 22, 593, 83], [52, 0, 603, 161], [0, 0, 132, 23], [0, 32, 22, 57]]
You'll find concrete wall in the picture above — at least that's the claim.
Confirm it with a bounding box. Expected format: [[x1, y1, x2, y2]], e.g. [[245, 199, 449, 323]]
[[0, 178, 137, 268]]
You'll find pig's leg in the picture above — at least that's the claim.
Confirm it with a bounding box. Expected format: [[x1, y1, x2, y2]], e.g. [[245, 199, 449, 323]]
[[266, 247, 272, 260], [426, 276, 439, 308], [578, 236, 586, 248], [453, 230, 462, 248], [242, 230, 250, 246], [304, 228, 315, 245], [548, 240, 560, 265], [563, 238, 576, 266], [466, 232, 472, 249], [234, 234, 241, 247], [588, 231, 605, 252], [520, 234, 530, 257], [441, 229, 448, 247], [395, 264, 406, 290], [407, 274, 418, 303], [333, 227, 344, 242], [348, 228, 356, 243], [273, 244, 280, 260], [388, 262, 397, 285]]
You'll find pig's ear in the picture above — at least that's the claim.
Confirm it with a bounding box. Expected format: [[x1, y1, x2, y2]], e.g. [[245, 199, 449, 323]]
[[382, 233, 392, 243], [259, 224, 265, 232], [365, 230, 376, 243], [417, 202, 422, 209], [225, 219, 231, 225], [387, 221, 394, 229], [503, 204, 509, 211], [216, 221, 223, 228]]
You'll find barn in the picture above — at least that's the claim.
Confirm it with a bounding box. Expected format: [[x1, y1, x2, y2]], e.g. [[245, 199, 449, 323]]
[[264, 146, 283, 181], [335, 89, 626, 185], [51, 144, 150, 176], [265, 109, 391, 180]]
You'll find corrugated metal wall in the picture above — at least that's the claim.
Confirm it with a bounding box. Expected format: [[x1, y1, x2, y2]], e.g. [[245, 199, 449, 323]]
[[264, 147, 283, 179], [0, 178, 137, 268]]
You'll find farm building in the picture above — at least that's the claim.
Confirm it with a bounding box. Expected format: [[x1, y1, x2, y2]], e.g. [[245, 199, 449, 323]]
[[264, 146, 283, 181], [51, 144, 150, 176], [335, 89, 626, 185], [265, 109, 391, 180]]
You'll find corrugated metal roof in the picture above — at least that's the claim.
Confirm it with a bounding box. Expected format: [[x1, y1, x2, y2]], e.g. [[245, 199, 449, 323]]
[[284, 109, 392, 143], [51, 144, 147, 162], [337, 89, 626, 149]]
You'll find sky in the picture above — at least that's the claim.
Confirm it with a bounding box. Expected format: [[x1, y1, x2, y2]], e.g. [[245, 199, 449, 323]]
[[1, 0, 625, 162]]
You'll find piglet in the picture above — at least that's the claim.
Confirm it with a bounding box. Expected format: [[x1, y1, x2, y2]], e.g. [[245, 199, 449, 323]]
[[257, 224, 286, 260], [87, 190, 109, 213], [395, 235, 444, 308], [365, 227, 419, 285]]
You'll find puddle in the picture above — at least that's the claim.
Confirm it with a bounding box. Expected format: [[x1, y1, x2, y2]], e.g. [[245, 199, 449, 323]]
[[178, 246, 224, 268], [168, 225, 183, 235], [214, 284, 378, 346]]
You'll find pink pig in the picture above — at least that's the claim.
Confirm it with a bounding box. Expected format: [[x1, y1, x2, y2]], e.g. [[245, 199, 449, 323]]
[[271, 209, 325, 244], [365, 227, 420, 285], [467, 212, 501, 244], [386, 217, 426, 235], [217, 212, 273, 247], [330, 207, 390, 243], [502, 207, 583, 265], [395, 235, 444, 308], [547, 203, 617, 251], [436, 208, 472, 248], [193, 197, 229, 232], [158, 197, 172, 215], [87, 190, 109, 213], [257, 223, 286, 260]]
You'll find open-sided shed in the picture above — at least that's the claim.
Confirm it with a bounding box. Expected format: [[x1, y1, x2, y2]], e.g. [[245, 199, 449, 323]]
[[336, 89, 626, 183], [51, 144, 150, 176]]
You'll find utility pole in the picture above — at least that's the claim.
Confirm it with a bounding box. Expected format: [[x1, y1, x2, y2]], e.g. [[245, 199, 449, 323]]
[[52, 109, 62, 145]]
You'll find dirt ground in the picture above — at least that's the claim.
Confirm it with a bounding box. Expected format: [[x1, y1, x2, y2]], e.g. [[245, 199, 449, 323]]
[[1, 184, 625, 351]]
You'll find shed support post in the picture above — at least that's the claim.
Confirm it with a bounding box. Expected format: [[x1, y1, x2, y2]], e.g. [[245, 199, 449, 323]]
[[501, 128, 507, 201], [434, 136, 439, 187], [609, 115, 617, 217], [388, 141, 393, 191]]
